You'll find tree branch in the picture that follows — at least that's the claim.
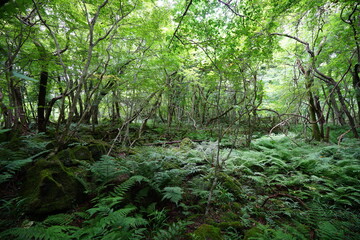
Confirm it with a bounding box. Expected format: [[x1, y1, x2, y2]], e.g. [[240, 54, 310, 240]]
[[169, 0, 193, 47], [271, 33, 314, 57], [218, 0, 246, 18]]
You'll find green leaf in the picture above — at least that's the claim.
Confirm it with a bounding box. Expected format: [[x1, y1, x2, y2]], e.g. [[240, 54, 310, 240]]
[[12, 71, 38, 82]]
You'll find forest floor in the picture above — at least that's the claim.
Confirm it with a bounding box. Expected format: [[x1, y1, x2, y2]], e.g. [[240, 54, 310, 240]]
[[0, 124, 360, 239]]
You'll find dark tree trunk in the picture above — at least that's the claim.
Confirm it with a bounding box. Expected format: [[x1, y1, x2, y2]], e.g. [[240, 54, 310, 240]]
[[335, 86, 359, 138], [329, 87, 346, 125], [37, 70, 48, 132], [352, 64, 360, 124], [0, 90, 11, 128], [34, 40, 50, 132], [308, 93, 322, 141]]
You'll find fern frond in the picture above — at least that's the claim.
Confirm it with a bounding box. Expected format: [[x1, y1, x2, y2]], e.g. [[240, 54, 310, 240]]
[[0, 158, 32, 184], [43, 213, 74, 226], [111, 175, 148, 197], [162, 186, 183, 205], [0, 225, 76, 240], [153, 221, 191, 240]]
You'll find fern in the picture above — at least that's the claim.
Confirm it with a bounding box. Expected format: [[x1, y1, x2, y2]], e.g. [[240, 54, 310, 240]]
[[0, 157, 34, 184], [153, 221, 191, 240], [89, 155, 130, 183], [43, 213, 74, 226], [0, 224, 76, 240], [111, 175, 148, 197], [162, 186, 183, 205]]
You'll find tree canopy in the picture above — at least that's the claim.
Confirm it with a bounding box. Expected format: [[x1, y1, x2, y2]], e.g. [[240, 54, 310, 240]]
[[0, 0, 359, 143]]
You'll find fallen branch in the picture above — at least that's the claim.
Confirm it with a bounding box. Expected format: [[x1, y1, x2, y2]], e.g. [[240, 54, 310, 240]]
[[337, 126, 359, 145], [261, 192, 308, 210], [144, 139, 203, 146]]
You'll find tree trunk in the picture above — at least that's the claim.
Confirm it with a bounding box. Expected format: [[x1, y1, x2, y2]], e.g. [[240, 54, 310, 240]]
[[334, 86, 359, 138], [305, 70, 322, 141], [0, 90, 11, 128], [329, 86, 346, 125], [308, 92, 322, 141], [7, 69, 28, 133], [37, 70, 48, 132], [352, 64, 360, 124]]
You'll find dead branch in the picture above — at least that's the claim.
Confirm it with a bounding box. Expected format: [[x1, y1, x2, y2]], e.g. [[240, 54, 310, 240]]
[[261, 192, 308, 210]]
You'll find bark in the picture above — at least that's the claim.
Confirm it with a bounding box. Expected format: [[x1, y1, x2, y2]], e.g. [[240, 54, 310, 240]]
[[0, 91, 11, 128], [8, 73, 28, 133], [37, 70, 48, 132], [34, 40, 50, 132], [329, 86, 346, 125], [352, 64, 360, 124], [273, 33, 359, 139], [304, 68, 322, 141], [83, 80, 115, 124]]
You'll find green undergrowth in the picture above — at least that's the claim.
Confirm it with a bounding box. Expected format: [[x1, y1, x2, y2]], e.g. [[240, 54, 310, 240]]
[[1, 133, 359, 239]]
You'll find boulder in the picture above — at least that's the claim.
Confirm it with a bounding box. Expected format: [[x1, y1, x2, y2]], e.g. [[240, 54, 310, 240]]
[[21, 157, 85, 215]]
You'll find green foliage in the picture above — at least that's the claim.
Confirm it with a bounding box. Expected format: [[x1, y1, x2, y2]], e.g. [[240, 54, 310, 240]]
[[2, 133, 360, 239], [153, 221, 191, 240], [192, 224, 223, 240], [0, 134, 51, 184], [89, 155, 129, 183], [162, 186, 183, 205], [0, 157, 32, 184]]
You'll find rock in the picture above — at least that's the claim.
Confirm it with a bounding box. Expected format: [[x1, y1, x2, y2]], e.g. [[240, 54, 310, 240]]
[[57, 146, 94, 167], [21, 158, 85, 215], [87, 141, 109, 161], [72, 146, 92, 160]]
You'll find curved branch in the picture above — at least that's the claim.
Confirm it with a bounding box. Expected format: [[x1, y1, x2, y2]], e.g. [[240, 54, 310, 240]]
[[218, 0, 246, 18], [271, 33, 314, 57]]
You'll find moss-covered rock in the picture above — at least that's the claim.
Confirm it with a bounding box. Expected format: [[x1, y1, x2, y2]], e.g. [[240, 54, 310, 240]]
[[218, 172, 243, 201], [21, 158, 85, 215], [243, 226, 263, 240], [72, 146, 92, 160], [57, 149, 74, 166], [56, 145, 94, 167], [180, 137, 195, 149], [216, 221, 244, 232], [87, 141, 109, 161], [192, 224, 223, 240]]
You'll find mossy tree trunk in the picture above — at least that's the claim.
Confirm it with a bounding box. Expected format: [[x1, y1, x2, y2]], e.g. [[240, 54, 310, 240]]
[[305, 70, 323, 141]]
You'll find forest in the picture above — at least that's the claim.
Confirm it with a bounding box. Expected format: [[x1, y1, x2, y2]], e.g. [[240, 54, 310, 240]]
[[0, 0, 360, 239]]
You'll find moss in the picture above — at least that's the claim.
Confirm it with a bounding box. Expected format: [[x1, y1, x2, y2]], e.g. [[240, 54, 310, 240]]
[[218, 172, 243, 201], [87, 141, 110, 160], [72, 146, 92, 160], [192, 224, 223, 240], [243, 226, 263, 240], [21, 158, 85, 215], [216, 221, 245, 231], [57, 149, 74, 166], [57, 146, 94, 167], [180, 137, 195, 149]]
